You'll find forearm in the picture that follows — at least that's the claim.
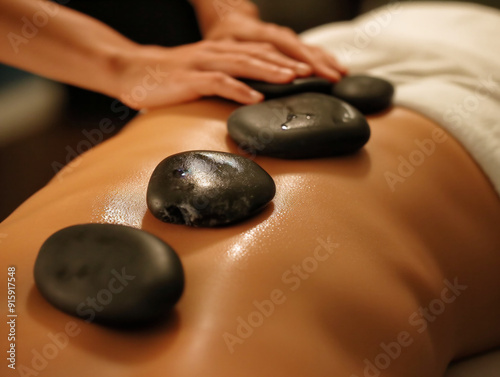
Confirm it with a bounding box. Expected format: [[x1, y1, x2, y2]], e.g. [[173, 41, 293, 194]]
[[0, 0, 137, 97], [189, 0, 259, 35]]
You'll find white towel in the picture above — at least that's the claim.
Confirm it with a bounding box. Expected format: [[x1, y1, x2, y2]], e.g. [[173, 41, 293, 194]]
[[301, 1, 500, 196]]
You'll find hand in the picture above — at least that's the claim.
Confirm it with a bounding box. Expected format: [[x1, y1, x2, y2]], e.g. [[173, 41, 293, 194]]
[[116, 40, 315, 109], [204, 12, 348, 81]]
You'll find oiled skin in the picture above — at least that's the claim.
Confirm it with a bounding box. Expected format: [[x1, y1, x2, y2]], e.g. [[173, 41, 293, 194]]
[[1, 100, 499, 377]]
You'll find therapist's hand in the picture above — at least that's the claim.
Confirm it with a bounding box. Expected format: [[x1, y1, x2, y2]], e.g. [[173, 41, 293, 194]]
[[116, 39, 312, 109], [203, 12, 348, 81]]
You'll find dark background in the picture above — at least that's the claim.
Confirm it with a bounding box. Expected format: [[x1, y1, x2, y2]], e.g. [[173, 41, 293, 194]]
[[1, 0, 498, 221]]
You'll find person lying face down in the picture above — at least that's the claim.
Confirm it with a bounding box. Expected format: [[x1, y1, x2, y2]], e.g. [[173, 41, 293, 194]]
[[2, 2, 500, 376], [1, 96, 499, 377]]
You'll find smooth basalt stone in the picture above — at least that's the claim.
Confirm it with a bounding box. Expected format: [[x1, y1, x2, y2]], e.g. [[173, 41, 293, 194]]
[[34, 223, 184, 327], [241, 77, 333, 99], [227, 93, 370, 159], [331, 75, 394, 114], [147, 151, 276, 227]]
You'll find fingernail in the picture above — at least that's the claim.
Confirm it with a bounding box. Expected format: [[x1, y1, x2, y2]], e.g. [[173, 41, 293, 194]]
[[331, 71, 342, 81], [296, 63, 312, 75], [278, 67, 295, 77], [249, 90, 264, 102], [323, 70, 341, 82]]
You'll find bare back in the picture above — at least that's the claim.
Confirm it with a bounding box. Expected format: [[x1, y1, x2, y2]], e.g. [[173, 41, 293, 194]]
[[1, 100, 499, 377]]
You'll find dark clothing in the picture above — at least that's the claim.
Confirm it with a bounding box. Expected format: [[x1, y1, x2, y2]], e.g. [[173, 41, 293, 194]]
[[61, 0, 202, 125], [65, 0, 202, 46]]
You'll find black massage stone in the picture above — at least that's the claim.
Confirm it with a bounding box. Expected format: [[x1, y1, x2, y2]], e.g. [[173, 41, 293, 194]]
[[34, 223, 184, 327], [227, 93, 370, 159], [241, 77, 333, 99], [147, 151, 276, 227], [331, 75, 394, 114]]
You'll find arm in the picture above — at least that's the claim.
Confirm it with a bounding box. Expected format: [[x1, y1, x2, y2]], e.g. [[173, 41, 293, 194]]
[[190, 0, 348, 80], [0, 0, 313, 108], [0, 0, 131, 99]]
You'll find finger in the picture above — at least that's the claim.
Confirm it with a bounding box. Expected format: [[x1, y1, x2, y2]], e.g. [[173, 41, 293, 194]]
[[207, 40, 312, 76], [324, 50, 349, 75], [194, 71, 264, 104], [129, 71, 263, 109], [303, 47, 343, 81], [238, 25, 317, 66], [236, 24, 345, 80], [307, 45, 348, 78], [122, 71, 202, 109], [197, 52, 297, 83]]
